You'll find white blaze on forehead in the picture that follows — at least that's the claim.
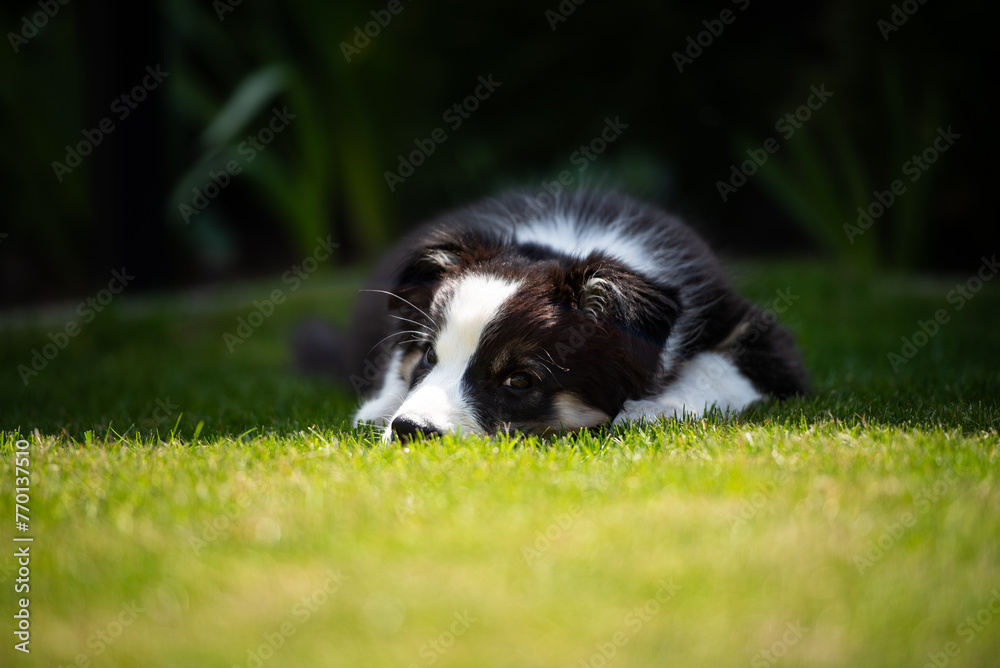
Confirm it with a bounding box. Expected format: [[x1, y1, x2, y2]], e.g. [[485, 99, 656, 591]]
[[386, 274, 522, 437], [435, 274, 522, 368]]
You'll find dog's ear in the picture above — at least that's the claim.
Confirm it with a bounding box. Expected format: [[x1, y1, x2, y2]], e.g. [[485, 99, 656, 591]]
[[397, 246, 462, 289], [390, 245, 464, 317], [409, 248, 462, 274], [547, 256, 681, 414], [569, 258, 681, 347]]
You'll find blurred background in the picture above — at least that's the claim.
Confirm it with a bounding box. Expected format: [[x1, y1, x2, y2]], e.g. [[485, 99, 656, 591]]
[[3, 8, 997, 667], [0, 0, 994, 307]]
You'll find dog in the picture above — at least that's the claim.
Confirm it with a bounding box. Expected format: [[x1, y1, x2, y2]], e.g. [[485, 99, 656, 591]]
[[294, 190, 807, 441]]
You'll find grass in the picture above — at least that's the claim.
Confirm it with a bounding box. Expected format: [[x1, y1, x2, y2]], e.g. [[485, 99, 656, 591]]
[[1, 260, 998, 668]]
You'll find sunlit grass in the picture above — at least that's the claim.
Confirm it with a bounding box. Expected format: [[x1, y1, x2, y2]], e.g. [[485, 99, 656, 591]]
[[1, 262, 998, 667]]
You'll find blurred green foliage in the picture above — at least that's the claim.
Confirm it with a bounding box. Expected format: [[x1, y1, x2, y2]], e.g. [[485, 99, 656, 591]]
[[0, 0, 992, 304], [0, 10, 91, 279], [755, 51, 947, 273], [165, 0, 391, 260]]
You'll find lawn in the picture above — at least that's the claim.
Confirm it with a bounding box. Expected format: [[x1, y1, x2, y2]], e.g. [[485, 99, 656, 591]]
[[1, 261, 998, 668]]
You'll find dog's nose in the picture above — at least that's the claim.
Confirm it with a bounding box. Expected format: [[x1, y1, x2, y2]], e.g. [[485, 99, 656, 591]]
[[391, 416, 441, 442]]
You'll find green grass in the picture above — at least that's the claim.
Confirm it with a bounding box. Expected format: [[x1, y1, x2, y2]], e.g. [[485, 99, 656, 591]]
[[1, 261, 998, 668]]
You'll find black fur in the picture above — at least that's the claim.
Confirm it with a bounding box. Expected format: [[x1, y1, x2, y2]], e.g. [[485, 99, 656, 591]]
[[294, 190, 808, 432]]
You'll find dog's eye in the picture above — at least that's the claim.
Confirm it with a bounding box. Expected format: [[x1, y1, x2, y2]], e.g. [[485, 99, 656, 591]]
[[503, 372, 532, 390], [423, 346, 437, 366]]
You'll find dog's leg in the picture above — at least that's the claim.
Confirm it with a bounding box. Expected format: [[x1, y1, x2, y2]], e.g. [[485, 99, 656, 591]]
[[612, 351, 762, 425]]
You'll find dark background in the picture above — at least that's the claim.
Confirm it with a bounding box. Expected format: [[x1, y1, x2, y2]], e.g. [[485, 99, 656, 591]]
[[0, 0, 994, 307]]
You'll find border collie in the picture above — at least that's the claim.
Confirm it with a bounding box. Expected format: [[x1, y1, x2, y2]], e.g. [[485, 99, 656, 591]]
[[295, 190, 807, 441]]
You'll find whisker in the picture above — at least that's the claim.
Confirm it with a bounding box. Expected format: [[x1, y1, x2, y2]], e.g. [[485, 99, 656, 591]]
[[367, 330, 429, 356], [360, 289, 436, 325], [537, 348, 569, 374], [389, 314, 435, 333]]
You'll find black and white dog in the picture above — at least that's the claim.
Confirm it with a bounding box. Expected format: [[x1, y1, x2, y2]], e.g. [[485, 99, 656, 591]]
[[296, 190, 807, 441]]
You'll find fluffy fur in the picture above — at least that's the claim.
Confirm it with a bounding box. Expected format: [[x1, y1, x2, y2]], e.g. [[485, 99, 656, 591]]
[[295, 190, 807, 441]]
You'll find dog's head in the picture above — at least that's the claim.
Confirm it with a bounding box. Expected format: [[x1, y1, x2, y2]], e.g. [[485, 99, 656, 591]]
[[380, 242, 680, 441]]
